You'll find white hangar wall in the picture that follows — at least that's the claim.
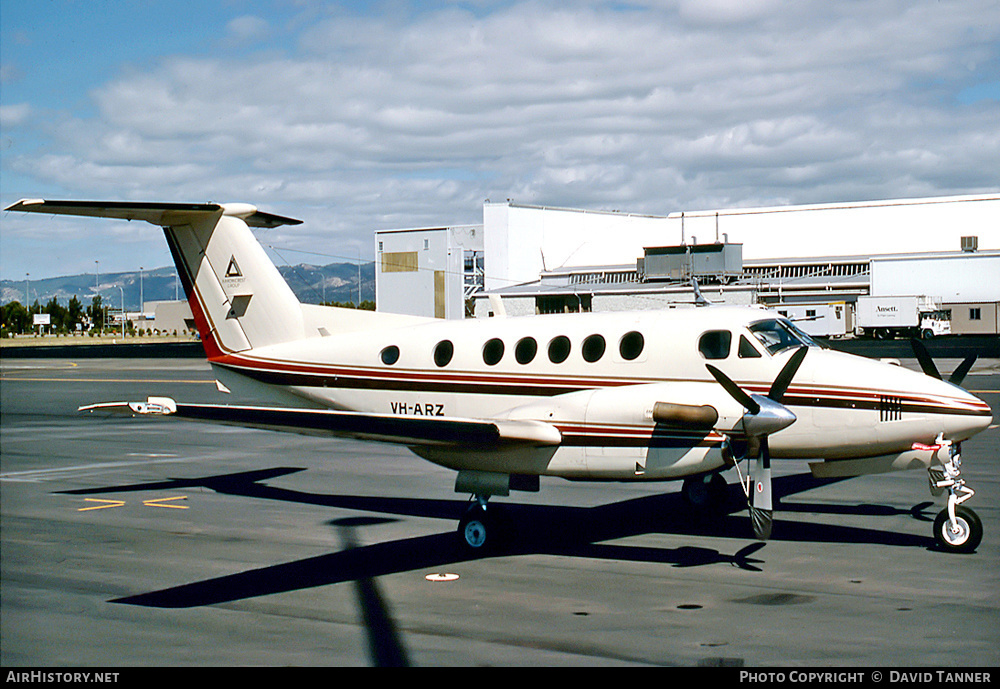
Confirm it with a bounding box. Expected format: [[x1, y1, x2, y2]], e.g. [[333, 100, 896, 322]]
[[483, 202, 675, 292], [670, 194, 1000, 260], [871, 252, 1000, 302]]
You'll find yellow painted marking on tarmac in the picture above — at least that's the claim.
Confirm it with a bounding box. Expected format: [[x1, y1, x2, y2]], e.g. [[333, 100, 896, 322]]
[[143, 496, 189, 509], [78, 498, 126, 511]]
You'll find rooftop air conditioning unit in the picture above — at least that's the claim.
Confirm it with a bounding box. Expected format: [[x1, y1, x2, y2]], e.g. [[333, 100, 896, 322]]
[[961, 236, 978, 252]]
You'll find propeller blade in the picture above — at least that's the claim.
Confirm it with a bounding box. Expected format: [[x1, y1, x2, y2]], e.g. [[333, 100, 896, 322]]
[[949, 355, 977, 386], [910, 339, 941, 380], [706, 364, 760, 415], [768, 346, 808, 402], [749, 438, 773, 540]]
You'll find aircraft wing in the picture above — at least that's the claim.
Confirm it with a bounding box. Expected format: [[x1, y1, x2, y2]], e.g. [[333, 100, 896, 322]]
[[79, 398, 562, 449]]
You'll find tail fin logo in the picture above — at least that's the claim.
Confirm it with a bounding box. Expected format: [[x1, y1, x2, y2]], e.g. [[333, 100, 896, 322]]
[[225, 256, 243, 278]]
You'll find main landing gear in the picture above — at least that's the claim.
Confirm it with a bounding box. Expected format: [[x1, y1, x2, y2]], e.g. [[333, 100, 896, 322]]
[[682, 473, 729, 512], [458, 496, 491, 550], [927, 438, 981, 554]]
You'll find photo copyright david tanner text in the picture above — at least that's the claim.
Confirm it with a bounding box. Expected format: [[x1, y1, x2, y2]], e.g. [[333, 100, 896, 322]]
[[739, 671, 992, 684]]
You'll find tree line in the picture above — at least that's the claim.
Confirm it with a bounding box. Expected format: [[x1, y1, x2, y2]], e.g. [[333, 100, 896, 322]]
[[2, 295, 112, 336], [2, 296, 376, 337]]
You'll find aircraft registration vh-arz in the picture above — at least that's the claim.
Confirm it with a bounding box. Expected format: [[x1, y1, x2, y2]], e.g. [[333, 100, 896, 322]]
[[5, 199, 993, 553]]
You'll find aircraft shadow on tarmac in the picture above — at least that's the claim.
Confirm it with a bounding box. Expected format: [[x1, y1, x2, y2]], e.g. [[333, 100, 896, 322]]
[[58, 467, 937, 611]]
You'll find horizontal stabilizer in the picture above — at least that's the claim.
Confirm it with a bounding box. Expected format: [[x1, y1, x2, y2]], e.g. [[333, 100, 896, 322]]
[[79, 398, 562, 449], [5, 199, 301, 228]]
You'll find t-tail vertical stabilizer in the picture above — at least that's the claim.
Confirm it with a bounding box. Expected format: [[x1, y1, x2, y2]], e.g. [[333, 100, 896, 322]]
[[4, 200, 307, 357]]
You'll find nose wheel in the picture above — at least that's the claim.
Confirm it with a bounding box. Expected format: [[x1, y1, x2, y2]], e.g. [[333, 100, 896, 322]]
[[927, 439, 981, 553], [933, 506, 982, 553]]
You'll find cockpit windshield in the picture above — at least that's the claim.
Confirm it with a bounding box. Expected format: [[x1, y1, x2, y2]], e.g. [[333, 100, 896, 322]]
[[748, 318, 819, 355]]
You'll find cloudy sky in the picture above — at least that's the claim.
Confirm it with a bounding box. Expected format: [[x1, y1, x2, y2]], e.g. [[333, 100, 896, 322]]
[[2, 0, 998, 282]]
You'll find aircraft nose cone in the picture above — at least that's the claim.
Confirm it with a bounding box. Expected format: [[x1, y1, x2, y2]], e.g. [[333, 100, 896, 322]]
[[941, 383, 993, 441]]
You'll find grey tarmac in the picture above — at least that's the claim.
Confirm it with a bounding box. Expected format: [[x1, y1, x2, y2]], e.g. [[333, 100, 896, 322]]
[[1, 356, 997, 667]]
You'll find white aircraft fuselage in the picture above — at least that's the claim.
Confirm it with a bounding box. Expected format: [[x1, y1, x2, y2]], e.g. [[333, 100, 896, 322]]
[[207, 304, 991, 481], [6, 199, 992, 551]]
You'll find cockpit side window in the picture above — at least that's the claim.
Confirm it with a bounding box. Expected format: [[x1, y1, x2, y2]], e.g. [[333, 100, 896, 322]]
[[749, 318, 817, 355], [698, 330, 732, 360], [738, 334, 762, 358]]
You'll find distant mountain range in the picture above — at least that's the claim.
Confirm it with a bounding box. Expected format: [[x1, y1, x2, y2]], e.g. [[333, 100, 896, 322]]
[[2, 262, 375, 312]]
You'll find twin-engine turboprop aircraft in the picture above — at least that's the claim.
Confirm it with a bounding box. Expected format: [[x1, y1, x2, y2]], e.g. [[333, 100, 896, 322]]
[[6, 199, 992, 552]]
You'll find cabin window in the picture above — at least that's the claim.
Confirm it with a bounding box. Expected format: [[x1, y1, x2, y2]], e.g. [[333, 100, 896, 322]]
[[548, 335, 571, 364], [698, 330, 732, 360], [738, 335, 762, 358], [483, 338, 504, 366], [434, 340, 454, 367], [380, 345, 400, 365], [582, 334, 606, 363], [515, 337, 538, 364], [619, 331, 644, 360]]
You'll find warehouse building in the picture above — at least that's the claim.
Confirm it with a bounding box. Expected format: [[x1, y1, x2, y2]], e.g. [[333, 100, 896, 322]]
[[374, 194, 1000, 336]]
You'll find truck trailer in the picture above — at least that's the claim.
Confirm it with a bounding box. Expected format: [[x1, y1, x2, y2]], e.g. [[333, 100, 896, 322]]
[[854, 295, 950, 339]]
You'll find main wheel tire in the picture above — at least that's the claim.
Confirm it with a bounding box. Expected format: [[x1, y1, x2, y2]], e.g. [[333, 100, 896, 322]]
[[682, 473, 728, 512], [458, 506, 490, 550], [933, 506, 982, 553]]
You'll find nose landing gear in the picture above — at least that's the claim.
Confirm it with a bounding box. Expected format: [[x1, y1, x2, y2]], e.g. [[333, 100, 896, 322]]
[[927, 438, 981, 553]]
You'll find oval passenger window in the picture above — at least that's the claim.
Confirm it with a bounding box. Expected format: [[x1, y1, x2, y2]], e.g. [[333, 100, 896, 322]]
[[483, 338, 504, 365], [619, 331, 644, 360], [515, 337, 538, 364], [434, 340, 454, 367], [548, 335, 571, 364], [582, 334, 606, 362], [380, 345, 400, 365]]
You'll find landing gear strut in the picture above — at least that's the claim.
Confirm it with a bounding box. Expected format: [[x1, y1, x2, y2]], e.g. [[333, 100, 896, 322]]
[[927, 439, 981, 553]]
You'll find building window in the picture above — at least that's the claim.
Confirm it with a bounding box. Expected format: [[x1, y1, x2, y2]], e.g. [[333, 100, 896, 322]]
[[970, 307, 982, 321], [582, 334, 606, 363], [482, 338, 504, 366], [535, 295, 592, 314], [380, 345, 400, 365], [381, 251, 418, 273], [434, 340, 454, 367], [548, 335, 571, 364], [619, 331, 645, 360]]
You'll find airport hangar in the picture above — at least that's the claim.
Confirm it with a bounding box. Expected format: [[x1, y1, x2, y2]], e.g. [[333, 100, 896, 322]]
[[374, 194, 1000, 337]]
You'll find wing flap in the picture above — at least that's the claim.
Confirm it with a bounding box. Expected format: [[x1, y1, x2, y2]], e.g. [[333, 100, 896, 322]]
[[79, 398, 562, 449]]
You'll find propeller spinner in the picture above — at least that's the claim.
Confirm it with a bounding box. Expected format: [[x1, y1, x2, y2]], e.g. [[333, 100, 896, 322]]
[[706, 346, 808, 540]]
